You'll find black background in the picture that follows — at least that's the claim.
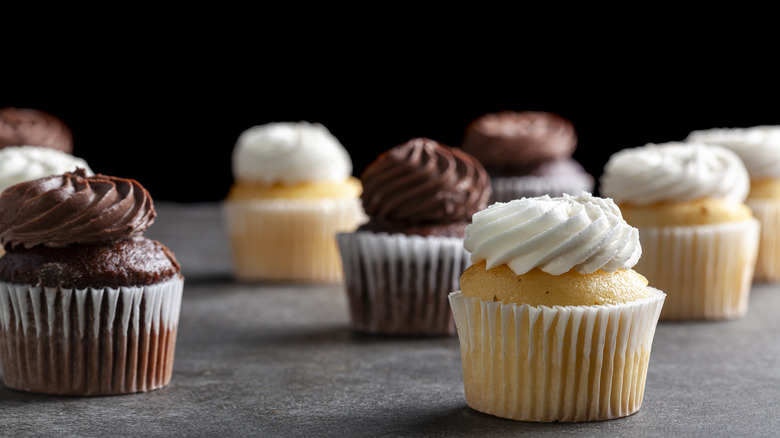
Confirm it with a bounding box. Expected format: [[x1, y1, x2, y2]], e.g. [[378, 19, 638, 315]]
[[5, 73, 779, 203]]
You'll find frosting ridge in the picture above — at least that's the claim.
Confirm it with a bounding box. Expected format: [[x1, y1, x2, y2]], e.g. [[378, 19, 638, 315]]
[[0, 169, 156, 249], [464, 192, 641, 275], [600, 142, 750, 205], [360, 137, 491, 226]]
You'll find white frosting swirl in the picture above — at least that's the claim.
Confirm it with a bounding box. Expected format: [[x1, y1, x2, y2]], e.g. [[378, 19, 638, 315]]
[[0, 145, 93, 194], [686, 126, 780, 179], [600, 142, 749, 205], [232, 121, 353, 185], [464, 192, 641, 275]]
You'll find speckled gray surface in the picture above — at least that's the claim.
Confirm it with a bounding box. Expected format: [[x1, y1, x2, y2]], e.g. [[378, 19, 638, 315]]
[[2, 202, 779, 437]]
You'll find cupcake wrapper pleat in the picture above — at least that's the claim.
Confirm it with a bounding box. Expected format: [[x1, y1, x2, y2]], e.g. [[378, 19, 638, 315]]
[[0, 277, 183, 395], [747, 199, 780, 282], [223, 198, 366, 283], [337, 231, 469, 335], [634, 218, 759, 320], [448, 289, 665, 422]]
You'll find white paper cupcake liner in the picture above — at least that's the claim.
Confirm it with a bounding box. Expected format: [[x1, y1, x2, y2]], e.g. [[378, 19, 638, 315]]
[[747, 199, 780, 282], [337, 231, 469, 335], [448, 288, 665, 422], [634, 218, 759, 320], [223, 197, 366, 283], [490, 173, 595, 203], [0, 276, 183, 395]]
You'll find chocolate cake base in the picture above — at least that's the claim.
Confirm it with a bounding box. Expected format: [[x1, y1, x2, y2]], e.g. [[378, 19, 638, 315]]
[[0, 277, 183, 395]]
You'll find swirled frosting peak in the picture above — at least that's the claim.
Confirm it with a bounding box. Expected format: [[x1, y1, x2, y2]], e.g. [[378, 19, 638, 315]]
[[232, 121, 352, 185], [600, 142, 750, 206], [360, 137, 491, 225], [686, 125, 780, 179], [0, 107, 74, 153], [0, 169, 156, 249], [461, 111, 577, 174], [465, 192, 641, 275]]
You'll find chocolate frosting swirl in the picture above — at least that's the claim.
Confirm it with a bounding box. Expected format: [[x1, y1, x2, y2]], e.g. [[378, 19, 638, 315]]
[[0, 107, 74, 153], [461, 111, 577, 175], [0, 169, 156, 249], [360, 138, 491, 228]]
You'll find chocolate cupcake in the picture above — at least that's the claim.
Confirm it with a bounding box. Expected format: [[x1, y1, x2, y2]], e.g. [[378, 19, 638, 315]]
[[336, 138, 491, 335], [0, 107, 74, 153], [0, 169, 184, 395], [461, 111, 594, 202]]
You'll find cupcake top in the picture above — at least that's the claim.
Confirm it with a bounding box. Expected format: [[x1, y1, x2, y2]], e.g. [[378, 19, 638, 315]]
[[0, 169, 155, 250], [464, 192, 641, 276], [600, 142, 750, 206], [0, 145, 93, 194], [231, 121, 352, 185], [686, 126, 780, 180], [461, 111, 577, 175], [0, 169, 180, 288], [0, 107, 74, 153], [358, 137, 491, 236]]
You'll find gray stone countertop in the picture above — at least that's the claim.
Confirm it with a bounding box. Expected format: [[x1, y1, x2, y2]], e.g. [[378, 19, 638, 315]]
[[2, 202, 779, 437]]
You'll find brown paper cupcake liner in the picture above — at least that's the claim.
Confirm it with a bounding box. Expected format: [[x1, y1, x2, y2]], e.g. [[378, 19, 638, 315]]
[[337, 231, 469, 335], [747, 199, 780, 282], [0, 277, 183, 396], [634, 218, 759, 320], [448, 288, 665, 422], [223, 197, 366, 283]]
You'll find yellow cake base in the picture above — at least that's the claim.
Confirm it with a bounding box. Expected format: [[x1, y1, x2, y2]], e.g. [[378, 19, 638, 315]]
[[448, 289, 665, 422], [227, 176, 362, 201], [618, 199, 753, 227], [223, 197, 365, 283], [460, 262, 650, 307]]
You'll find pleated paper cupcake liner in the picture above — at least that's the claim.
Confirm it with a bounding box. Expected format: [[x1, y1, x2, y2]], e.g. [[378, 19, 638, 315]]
[[448, 288, 665, 422], [747, 199, 780, 282], [634, 218, 759, 320], [0, 277, 183, 396], [490, 174, 595, 203], [223, 197, 366, 283], [337, 231, 469, 335]]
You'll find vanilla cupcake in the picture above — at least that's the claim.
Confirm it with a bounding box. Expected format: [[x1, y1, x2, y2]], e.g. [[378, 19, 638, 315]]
[[600, 142, 759, 320], [223, 121, 365, 283], [460, 111, 594, 202], [337, 138, 491, 335], [686, 126, 780, 282], [0, 170, 183, 395], [449, 192, 665, 422]]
